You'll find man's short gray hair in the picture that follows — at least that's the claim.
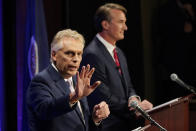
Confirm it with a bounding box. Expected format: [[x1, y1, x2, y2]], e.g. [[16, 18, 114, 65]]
[[51, 29, 85, 53]]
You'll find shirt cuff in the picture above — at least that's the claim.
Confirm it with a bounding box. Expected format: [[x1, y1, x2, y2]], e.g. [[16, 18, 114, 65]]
[[69, 101, 78, 108], [94, 120, 102, 126], [128, 95, 141, 102]]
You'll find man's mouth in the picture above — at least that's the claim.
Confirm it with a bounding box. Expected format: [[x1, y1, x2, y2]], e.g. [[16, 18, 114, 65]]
[[68, 65, 78, 71]]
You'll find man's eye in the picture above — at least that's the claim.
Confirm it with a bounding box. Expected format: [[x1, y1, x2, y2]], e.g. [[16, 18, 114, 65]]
[[77, 52, 82, 56], [65, 51, 74, 56]]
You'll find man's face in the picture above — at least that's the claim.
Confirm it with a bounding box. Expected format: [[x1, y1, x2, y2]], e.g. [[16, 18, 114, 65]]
[[52, 37, 84, 79], [107, 9, 128, 42]]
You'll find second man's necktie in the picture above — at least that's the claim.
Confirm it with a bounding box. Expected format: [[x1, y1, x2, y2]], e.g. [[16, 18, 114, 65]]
[[113, 48, 122, 74]]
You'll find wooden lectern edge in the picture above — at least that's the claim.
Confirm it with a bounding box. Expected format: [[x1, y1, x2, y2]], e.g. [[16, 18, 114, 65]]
[[140, 124, 151, 130], [146, 93, 195, 113], [131, 124, 151, 131], [146, 98, 180, 113]]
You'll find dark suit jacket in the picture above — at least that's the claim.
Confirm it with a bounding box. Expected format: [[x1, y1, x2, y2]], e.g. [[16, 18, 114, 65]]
[[80, 37, 139, 131], [26, 65, 96, 131]]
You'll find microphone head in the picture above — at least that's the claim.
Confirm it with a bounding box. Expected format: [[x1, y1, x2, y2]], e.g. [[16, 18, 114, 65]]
[[170, 73, 178, 81], [130, 101, 138, 109]]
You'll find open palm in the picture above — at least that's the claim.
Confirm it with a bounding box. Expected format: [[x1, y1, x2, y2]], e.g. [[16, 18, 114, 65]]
[[75, 64, 101, 99]]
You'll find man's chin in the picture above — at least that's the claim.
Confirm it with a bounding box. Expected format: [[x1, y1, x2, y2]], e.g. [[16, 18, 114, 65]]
[[120, 35, 124, 39], [68, 70, 77, 76], [117, 36, 124, 41]]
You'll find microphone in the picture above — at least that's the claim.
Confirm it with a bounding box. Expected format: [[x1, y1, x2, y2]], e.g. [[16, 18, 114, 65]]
[[130, 101, 167, 131], [130, 101, 151, 121], [170, 73, 196, 94]]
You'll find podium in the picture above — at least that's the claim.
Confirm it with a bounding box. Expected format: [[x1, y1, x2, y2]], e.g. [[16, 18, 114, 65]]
[[143, 94, 196, 131]]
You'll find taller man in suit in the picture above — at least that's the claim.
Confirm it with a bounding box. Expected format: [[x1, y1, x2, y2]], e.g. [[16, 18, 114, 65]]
[[26, 29, 110, 131], [80, 3, 153, 131]]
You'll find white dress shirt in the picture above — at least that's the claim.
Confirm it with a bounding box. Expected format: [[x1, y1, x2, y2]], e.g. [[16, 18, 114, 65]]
[[96, 33, 116, 61]]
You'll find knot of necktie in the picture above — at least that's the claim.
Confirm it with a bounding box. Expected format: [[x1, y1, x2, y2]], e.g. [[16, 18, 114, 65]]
[[67, 79, 75, 93]]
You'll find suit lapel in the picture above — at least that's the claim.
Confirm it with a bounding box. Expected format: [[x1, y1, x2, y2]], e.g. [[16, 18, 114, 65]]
[[116, 48, 129, 96], [96, 38, 121, 76], [47, 65, 70, 95], [48, 65, 86, 126], [56, 79, 70, 95], [74, 103, 86, 126], [116, 48, 126, 76], [95, 38, 128, 96], [72, 76, 86, 126]]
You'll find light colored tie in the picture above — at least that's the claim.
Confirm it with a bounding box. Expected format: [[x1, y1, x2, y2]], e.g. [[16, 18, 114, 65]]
[[67, 79, 85, 123], [67, 79, 75, 93]]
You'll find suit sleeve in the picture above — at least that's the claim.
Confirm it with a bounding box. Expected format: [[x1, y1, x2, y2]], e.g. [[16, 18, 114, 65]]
[[26, 75, 76, 120]]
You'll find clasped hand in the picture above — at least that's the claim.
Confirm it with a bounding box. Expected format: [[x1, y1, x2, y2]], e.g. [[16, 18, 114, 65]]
[[92, 101, 110, 123], [128, 97, 153, 117]]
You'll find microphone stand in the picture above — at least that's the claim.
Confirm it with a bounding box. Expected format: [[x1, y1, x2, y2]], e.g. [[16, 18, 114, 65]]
[[131, 101, 167, 131], [136, 106, 167, 131], [147, 116, 167, 131], [185, 85, 196, 94]]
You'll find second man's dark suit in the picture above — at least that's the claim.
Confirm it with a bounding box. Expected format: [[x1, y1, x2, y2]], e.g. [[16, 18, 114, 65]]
[[81, 37, 139, 131]]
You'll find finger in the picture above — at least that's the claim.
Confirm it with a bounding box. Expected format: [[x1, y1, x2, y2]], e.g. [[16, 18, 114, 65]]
[[139, 102, 152, 110], [87, 67, 95, 78], [86, 64, 90, 71], [95, 110, 103, 117], [94, 107, 102, 117], [96, 109, 109, 119], [84, 64, 90, 77], [143, 100, 153, 108], [80, 66, 85, 78], [76, 71, 80, 82], [97, 101, 106, 107], [90, 81, 101, 89], [129, 107, 135, 111], [97, 102, 109, 114], [94, 103, 107, 111], [93, 104, 100, 111], [136, 112, 141, 117], [75, 71, 80, 91]]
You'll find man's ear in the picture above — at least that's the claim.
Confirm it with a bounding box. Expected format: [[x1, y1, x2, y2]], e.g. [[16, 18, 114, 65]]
[[51, 51, 56, 61], [101, 20, 110, 30]]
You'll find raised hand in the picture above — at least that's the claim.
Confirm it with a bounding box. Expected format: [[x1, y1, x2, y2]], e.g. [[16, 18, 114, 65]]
[[70, 64, 101, 103]]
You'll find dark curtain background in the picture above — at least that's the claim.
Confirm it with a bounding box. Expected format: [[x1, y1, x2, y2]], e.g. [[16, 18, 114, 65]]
[[1, 0, 196, 130], [44, 0, 144, 98], [0, 0, 4, 130], [152, 0, 196, 104], [2, 0, 17, 131]]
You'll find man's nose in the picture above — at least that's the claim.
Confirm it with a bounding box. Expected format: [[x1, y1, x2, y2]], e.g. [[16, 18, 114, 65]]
[[72, 55, 80, 63], [124, 24, 128, 31]]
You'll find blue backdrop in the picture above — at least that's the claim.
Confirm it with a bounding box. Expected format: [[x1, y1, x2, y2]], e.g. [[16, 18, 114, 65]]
[[17, 0, 49, 130]]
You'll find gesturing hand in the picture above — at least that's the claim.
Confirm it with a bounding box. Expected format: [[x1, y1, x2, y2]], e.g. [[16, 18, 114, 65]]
[[70, 64, 101, 103], [92, 101, 110, 123]]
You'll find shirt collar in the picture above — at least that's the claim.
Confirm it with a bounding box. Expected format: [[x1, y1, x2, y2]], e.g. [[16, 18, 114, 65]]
[[96, 33, 116, 58], [51, 62, 72, 81]]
